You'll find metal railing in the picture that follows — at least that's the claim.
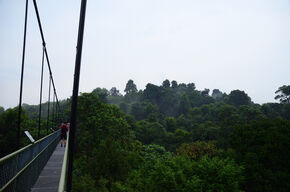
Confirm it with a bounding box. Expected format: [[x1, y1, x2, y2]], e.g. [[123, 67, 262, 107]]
[[58, 133, 69, 192], [0, 130, 60, 192]]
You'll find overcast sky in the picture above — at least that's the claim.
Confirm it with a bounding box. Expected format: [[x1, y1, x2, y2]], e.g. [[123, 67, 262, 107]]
[[0, 0, 289, 109]]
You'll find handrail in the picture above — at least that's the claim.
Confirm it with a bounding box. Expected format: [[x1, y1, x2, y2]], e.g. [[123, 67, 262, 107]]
[[0, 130, 60, 191], [0, 143, 32, 164], [0, 130, 57, 163], [58, 132, 69, 192]]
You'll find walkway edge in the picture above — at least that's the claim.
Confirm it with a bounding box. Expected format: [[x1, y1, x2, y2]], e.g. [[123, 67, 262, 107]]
[[58, 133, 69, 192]]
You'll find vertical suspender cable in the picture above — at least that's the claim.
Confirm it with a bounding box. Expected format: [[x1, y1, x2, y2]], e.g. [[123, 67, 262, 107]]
[[52, 93, 55, 129], [56, 106, 59, 128], [56, 105, 59, 126], [47, 76, 51, 135], [58, 106, 60, 125], [67, 0, 87, 190], [38, 46, 45, 139], [17, 0, 29, 148], [55, 95, 57, 127]]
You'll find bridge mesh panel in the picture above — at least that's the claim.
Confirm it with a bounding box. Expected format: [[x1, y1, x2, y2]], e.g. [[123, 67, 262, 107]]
[[0, 131, 60, 191]]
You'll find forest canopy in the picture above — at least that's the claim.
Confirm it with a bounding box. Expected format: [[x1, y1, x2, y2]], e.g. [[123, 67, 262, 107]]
[[1, 80, 289, 192], [71, 80, 290, 192]]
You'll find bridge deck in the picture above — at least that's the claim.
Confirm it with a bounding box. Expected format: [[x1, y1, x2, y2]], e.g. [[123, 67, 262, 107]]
[[31, 142, 65, 192]]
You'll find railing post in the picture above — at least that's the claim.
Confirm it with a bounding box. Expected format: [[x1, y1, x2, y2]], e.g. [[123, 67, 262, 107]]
[[67, 0, 87, 191]]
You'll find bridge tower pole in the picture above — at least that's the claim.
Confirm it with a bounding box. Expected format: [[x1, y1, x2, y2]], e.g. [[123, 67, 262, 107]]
[[17, 0, 29, 148], [67, 0, 87, 191]]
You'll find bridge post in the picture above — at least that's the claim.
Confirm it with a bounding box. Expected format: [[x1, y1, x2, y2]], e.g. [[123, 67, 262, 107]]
[[67, 0, 87, 191]]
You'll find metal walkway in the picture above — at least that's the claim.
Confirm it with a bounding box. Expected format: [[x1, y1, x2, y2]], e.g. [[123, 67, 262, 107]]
[[31, 143, 65, 192]]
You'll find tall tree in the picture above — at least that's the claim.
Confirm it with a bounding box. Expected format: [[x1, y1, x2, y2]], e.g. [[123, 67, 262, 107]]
[[275, 85, 290, 104], [162, 79, 170, 88], [142, 83, 161, 104], [171, 80, 178, 88], [0, 106, 4, 114], [92, 88, 109, 102], [124, 79, 137, 94], [211, 89, 223, 99], [109, 87, 121, 96], [227, 90, 251, 106], [186, 83, 196, 92], [201, 88, 210, 96]]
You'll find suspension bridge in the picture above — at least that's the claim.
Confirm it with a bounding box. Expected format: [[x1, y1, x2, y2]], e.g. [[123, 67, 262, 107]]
[[0, 0, 87, 191]]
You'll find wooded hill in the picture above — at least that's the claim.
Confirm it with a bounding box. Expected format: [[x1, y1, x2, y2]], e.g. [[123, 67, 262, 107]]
[[1, 80, 289, 191], [73, 80, 290, 191]]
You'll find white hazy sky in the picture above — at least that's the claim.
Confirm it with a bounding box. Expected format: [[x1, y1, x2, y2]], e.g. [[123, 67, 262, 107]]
[[0, 0, 289, 109]]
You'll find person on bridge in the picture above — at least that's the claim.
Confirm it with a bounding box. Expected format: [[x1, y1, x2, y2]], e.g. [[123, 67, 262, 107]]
[[60, 122, 68, 147]]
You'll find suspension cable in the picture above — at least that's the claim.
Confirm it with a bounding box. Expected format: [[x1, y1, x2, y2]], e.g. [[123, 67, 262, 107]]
[[46, 76, 51, 135], [32, 0, 61, 112], [17, 0, 29, 148], [38, 46, 45, 139], [52, 93, 55, 129]]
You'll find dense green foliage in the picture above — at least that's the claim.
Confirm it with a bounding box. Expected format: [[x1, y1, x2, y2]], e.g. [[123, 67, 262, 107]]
[[72, 93, 142, 191], [230, 119, 290, 191], [0, 107, 48, 157], [1, 80, 289, 191], [0, 107, 24, 156], [275, 85, 290, 104], [0, 102, 65, 157], [74, 80, 289, 192]]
